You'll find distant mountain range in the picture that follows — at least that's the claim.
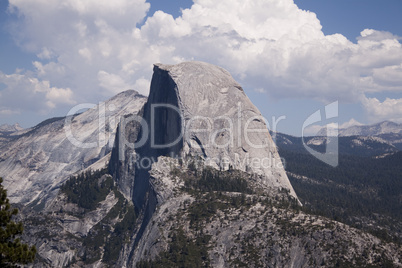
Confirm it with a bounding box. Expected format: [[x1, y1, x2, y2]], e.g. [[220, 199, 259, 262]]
[[308, 121, 402, 152], [0, 123, 25, 147], [317, 120, 402, 137], [0, 123, 24, 133], [271, 126, 402, 247], [272, 127, 402, 157], [0, 90, 146, 204], [340, 121, 401, 136]]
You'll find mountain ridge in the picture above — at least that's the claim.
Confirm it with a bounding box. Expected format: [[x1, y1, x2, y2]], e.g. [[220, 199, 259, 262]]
[[317, 120, 402, 137], [1, 62, 400, 267], [0, 122, 23, 133], [0, 89, 146, 205]]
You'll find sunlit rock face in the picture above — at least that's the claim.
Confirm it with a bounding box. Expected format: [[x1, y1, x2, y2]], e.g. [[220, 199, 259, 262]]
[[107, 62, 299, 261], [0, 90, 146, 206], [8, 62, 402, 267], [135, 61, 298, 201]]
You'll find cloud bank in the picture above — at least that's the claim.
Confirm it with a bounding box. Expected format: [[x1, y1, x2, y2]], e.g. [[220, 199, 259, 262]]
[[1, 0, 402, 123]]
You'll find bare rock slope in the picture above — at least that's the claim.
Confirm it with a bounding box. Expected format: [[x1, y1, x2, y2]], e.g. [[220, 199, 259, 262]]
[[156, 62, 296, 197], [128, 61, 297, 211], [0, 90, 146, 205], [130, 157, 401, 267], [10, 62, 401, 267]]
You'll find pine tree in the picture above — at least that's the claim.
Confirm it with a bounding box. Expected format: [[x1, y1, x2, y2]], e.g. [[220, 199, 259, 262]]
[[0, 177, 36, 267]]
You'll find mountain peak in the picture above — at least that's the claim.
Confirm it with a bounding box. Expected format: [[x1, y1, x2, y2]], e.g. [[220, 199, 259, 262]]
[[154, 61, 243, 94], [0, 91, 147, 204], [0, 123, 24, 132], [110, 89, 145, 100], [146, 61, 297, 199], [317, 120, 402, 137], [339, 118, 363, 129], [339, 120, 402, 136]]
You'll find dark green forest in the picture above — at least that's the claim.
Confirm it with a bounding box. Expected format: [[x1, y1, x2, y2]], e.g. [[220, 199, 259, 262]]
[[60, 169, 136, 265], [61, 168, 112, 210], [279, 146, 402, 244], [0, 178, 36, 267], [137, 164, 301, 267]]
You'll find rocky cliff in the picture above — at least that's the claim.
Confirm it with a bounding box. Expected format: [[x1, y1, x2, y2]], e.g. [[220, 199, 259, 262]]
[[3, 62, 401, 267], [128, 157, 401, 267], [112, 61, 298, 212], [0, 123, 23, 133], [107, 62, 300, 260], [149, 62, 298, 199], [0, 90, 146, 206]]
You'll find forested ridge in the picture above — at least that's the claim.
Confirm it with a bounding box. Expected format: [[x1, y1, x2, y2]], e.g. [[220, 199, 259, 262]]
[[279, 144, 402, 244]]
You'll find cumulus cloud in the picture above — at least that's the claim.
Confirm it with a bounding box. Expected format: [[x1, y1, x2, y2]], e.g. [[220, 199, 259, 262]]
[[362, 96, 402, 123], [7, 0, 152, 101], [98, 70, 133, 95], [3, 0, 402, 123], [0, 71, 75, 114], [358, 29, 401, 42], [45, 87, 75, 109], [372, 64, 402, 88]]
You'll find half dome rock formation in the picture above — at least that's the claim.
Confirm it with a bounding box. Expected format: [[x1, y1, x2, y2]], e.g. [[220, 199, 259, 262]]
[[129, 61, 298, 207], [9, 62, 402, 267]]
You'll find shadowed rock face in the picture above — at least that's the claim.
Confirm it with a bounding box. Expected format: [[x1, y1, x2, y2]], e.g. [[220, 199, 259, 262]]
[[147, 61, 298, 199], [132, 64, 184, 210], [107, 62, 299, 260], [15, 62, 402, 267]]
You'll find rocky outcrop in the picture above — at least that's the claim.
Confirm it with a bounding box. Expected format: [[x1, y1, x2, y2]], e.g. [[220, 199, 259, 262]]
[[107, 62, 300, 260], [130, 61, 297, 208], [108, 109, 144, 201], [7, 62, 401, 267], [102, 62, 302, 265], [129, 157, 402, 267], [19, 172, 135, 267], [0, 123, 23, 133], [159, 62, 296, 196], [0, 90, 146, 206]]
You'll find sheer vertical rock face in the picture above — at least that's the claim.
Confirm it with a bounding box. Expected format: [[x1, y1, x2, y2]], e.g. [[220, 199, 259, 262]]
[[131, 64, 184, 210], [134, 61, 298, 206], [108, 111, 143, 201], [122, 61, 299, 266]]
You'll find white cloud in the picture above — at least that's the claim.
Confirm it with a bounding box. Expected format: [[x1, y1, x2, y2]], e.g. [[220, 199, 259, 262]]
[[350, 30, 402, 70], [372, 64, 402, 88], [302, 119, 364, 136], [358, 29, 401, 42], [134, 78, 151, 95], [98, 70, 133, 95], [142, 2, 402, 104], [78, 47, 92, 61], [37, 47, 55, 60], [362, 96, 402, 123], [45, 87, 75, 109], [3, 0, 402, 122], [7, 0, 152, 100], [0, 109, 20, 116], [0, 71, 75, 113]]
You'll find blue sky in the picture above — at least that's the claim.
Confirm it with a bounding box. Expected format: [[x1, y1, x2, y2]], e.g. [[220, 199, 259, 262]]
[[0, 0, 401, 136]]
